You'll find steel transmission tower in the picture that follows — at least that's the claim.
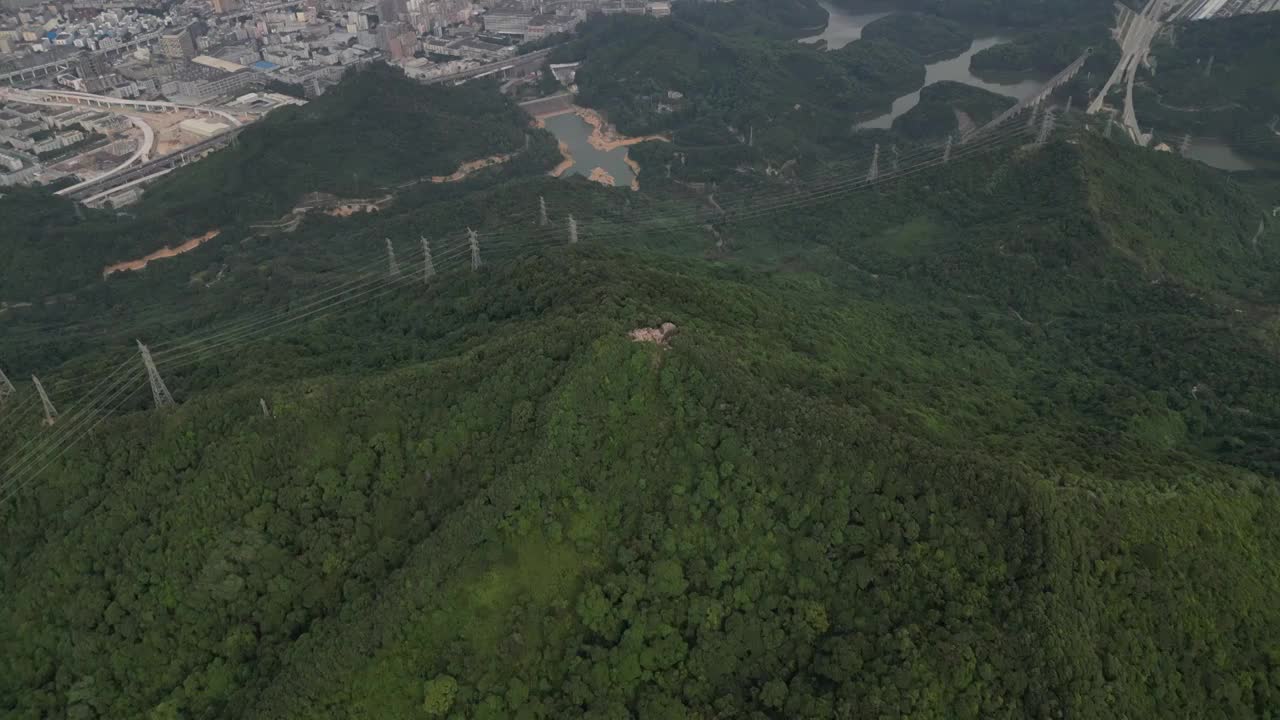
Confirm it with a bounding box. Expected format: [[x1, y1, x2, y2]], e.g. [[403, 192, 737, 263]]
[[468, 228, 482, 270], [891, 144, 900, 172], [943, 135, 952, 164], [1179, 133, 1192, 154], [1026, 104, 1039, 129], [867, 144, 880, 182], [385, 238, 400, 277], [31, 375, 57, 425], [568, 214, 578, 244], [539, 196, 548, 226], [137, 340, 176, 409], [0, 366, 14, 407], [421, 236, 435, 281], [1037, 108, 1056, 145]]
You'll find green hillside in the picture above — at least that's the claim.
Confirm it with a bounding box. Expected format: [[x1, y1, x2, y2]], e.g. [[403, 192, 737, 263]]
[[561, 15, 924, 151], [861, 13, 973, 61], [3, 127, 1280, 719], [0, 64, 557, 301], [1141, 12, 1280, 160], [673, 0, 829, 39], [892, 81, 1015, 140]]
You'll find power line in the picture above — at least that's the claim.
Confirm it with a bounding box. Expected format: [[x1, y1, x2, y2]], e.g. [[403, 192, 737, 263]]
[[0, 122, 1049, 501]]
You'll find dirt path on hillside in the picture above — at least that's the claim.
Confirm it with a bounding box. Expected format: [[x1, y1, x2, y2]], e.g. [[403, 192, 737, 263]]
[[103, 229, 221, 277]]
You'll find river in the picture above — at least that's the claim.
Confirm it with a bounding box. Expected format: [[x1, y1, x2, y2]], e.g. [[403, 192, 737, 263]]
[[800, 1, 1050, 129]]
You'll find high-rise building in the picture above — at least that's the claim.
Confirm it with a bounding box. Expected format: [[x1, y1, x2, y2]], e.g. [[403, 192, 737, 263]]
[[74, 53, 114, 92], [212, 0, 244, 13], [159, 25, 197, 59]]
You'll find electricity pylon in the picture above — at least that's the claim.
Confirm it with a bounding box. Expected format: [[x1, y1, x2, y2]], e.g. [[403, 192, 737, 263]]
[[1037, 108, 1055, 145], [0, 366, 14, 407], [31, 375, 56, 426], [568, 214, 578, 244], [943, 135, 952, 164], [385, 238, 400, 276], [469, 228, 482, 270], [421, 236, 435, 281], [137, 340, 175, 409], [867, 144, 880, 182], [539, 196, 548, 226]]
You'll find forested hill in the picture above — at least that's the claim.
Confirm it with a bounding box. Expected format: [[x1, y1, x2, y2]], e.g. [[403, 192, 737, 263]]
[[673, 0, 829, 38], [1141, 11, 1280, 161], [560, 14, 923, 157], [3, 132, 1280, 718], [0, 65, 557, 300]]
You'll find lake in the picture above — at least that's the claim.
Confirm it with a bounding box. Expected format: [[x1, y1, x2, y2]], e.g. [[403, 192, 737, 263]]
[[856, 37, 1050, 129], [799, 0, 889, 49], [799, 2, 1050, 130], [1182, 137, 1258, 172], [542, 112, 637, 188]]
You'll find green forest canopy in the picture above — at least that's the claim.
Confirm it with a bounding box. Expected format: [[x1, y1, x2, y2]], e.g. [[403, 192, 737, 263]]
[[561, 15, 923, 162], [1140, 12, 1280, 158], [3, 128, 1280, 718], [891, 80, 1015, 140], [860, 12, 973, 61], [4, 12, 1280, 718], [0, 64, 558, 301]]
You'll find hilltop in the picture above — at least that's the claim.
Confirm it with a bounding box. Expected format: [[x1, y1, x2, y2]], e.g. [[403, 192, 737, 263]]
[[2, 127, 1280, 719]]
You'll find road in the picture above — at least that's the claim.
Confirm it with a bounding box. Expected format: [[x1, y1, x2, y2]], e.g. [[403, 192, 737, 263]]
[[1088, 0, 1167, 145], [421, 48, 553, 86]]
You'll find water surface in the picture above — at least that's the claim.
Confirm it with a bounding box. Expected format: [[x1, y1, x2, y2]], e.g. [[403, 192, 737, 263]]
[[799, 0, 890, 49], [543, 113, 637, 187], [857, 37, 1050, 129], [1182, 138, 1258, 172]]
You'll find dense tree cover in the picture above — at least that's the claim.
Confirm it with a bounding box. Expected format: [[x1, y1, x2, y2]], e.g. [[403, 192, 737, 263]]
[[3, 130, 1280, 718], [860, 12, 972, 61], [834, 0, 1122, 28], [969, 24, 1108, 74], [1140, 12, 1280, 160], [558, 14, 922, 174], [139, 63, 542, 233], [0, 64, 559, 301], [673, 0, 829, 39], [891, 80, 1015, 140]]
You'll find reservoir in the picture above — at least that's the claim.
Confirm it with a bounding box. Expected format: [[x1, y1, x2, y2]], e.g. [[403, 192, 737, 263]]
[[542, 112, 637, 187], [800, 0, 889, 49], [1182, 137, 1258, 172], [856, 37, 1050, 129]]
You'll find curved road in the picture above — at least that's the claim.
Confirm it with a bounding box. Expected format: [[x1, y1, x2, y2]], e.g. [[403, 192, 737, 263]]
[[56, 115, 155, 197], [1088, 0, 1166, 145], [20, 89, 243, 127]]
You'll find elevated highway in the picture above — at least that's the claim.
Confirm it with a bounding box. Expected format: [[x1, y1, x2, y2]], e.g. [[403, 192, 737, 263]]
[[421, 48, 553, 86], [16, 89, 243, 127], [1087, 0, 1167, 145], [63, 127, 243, 203], [1, 31, 162, 86]]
